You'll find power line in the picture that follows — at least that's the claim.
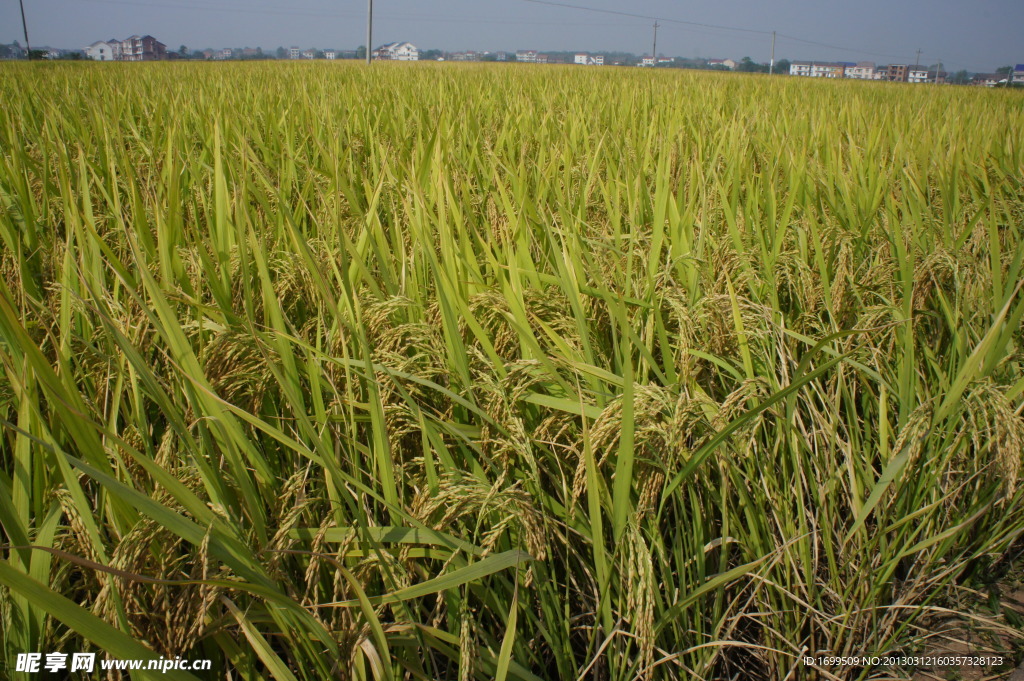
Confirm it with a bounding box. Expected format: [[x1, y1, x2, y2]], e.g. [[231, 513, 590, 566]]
[[521, 0, 770, 36], [773, 34, 916, 62], [520, 0, 925, 62], [70, 0, 640, 27]]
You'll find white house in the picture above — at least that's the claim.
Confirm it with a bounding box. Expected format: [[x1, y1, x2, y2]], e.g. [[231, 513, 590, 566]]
[[790, 61, 845, 78], [907, 66, 930, 83], [1014, 65, 1024, 84], [85, 41, 116, 61], [373, 42, 419, 61], [789, 61, 811, 76], [574, 53, 604, 66], [289, 46, 300, 59], [640, 56, 655, 67], [708, 58, 737, 70], [516, 50, 538, 63], [845, 62, 876, 79], [325, 50, 336, 60]]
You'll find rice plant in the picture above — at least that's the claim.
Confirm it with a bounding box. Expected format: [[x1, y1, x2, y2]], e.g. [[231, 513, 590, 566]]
[[1, 61, 1023, 680]]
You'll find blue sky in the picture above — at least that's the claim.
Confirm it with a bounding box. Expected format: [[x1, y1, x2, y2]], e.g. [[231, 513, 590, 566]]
[[4, 0, 1022, 72]]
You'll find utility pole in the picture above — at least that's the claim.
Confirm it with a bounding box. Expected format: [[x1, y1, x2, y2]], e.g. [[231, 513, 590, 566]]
[[769, 30, 776, 75], [19, 0, 32, 59], [652, 21, 659, 64], [914, 48, 921, 67], [366, 0, 373, 65]]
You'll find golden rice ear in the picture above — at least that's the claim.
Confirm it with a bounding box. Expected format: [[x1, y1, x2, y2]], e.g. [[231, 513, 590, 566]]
[[620, 521, 656, 679]]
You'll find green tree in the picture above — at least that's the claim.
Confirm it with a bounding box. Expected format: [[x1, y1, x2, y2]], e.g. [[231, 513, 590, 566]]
[[737, 56, 770, 73], [950, 70, 970, 85], [356, 45, 366, 60], [995, 65, 1012, 76], [774, 58, 790, 74], [179, 44, 188, 58]]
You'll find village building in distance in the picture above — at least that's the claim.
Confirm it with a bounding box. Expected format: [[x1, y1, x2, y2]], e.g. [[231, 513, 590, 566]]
[[85, 36, 166, 61], [63, 37, 1021, 87], [372, 42, 420, 61]]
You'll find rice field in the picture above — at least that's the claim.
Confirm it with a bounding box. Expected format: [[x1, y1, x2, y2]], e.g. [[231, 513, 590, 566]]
[[1, 61, 1023, 680]]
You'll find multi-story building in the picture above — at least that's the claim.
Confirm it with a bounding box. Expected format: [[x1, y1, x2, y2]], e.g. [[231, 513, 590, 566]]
[[289, 46, 300, 59], [844, 61, 876, 79], [372, 42, 419, 61], [574, 53, 604, 66], [1013, 65, 1024, 84], [812, 62, 845, 77], [120, 35, 166, 61], [302, 49, 316, 59], [86, 36, 164, 61], [516, 50, 538, 63], [789, 61, 812, 76], [790, 61, 845, 78], [324, 50, 336, 60], [907, 65, 930, 83], [880, 64, 909, 82]]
